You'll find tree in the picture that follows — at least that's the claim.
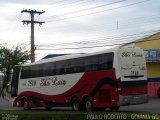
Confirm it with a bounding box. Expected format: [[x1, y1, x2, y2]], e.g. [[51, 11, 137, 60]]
[[0, 44, 31, 97]]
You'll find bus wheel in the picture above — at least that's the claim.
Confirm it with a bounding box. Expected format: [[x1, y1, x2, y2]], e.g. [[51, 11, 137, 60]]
[[71, 97, 80, 111], [109, 106, 120, 111], [83, 98, 92, 112], [23, 99, 31, 110]]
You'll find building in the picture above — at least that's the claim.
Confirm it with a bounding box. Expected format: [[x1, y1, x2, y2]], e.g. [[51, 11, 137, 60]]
[[131, 32, 160, 97]]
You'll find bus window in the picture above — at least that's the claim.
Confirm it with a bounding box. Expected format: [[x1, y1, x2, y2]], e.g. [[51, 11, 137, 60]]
[[56, 61, 69, 75], [63, 60, 71, 74], [71, 58, 85, 73], [21, 66, 31, 79], [99, 53, 114, 70], [43, 63, 55, 76], [56, 62, 61, 75], [31, 64, 43, 78], [85, 56, 99, 72]]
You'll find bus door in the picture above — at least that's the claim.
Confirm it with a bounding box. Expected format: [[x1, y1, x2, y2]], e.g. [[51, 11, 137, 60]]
[[11, 66, 21, 97]]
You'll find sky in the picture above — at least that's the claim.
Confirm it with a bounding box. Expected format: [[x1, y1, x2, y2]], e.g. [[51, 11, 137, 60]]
[[0, 0, 160, 61]]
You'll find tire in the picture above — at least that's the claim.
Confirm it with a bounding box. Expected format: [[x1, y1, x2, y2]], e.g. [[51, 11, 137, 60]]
[[83, 98, 92, 112], [23, 99, 31, 110], [109, 106, 120, 111], [157, 88, 160, 98], [71, 97, 80, 111]]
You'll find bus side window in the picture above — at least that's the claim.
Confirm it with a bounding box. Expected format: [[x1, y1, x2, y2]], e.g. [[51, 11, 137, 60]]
[[55, 60, 70, 75], [56, 61, 66, 75], [21, 67, 31, 79], [39, 69, 43, 77], [85, 56, 99, 72], [99, 53, 114, 70], [43, 63, 55, 76], [32, 65, 43, 77], [55, 62, 60, 75], [63, 60, 71, 74], [71, 58, 84, 73]]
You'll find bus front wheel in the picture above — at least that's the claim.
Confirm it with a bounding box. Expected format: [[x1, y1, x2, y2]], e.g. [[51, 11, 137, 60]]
[[22, 99, 31, 110]]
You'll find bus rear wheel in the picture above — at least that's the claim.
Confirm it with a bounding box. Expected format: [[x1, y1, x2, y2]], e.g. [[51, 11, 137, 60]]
[[23, 99, 31, 110], [71, 97, 80, 111], [83, 98, 92, 112]]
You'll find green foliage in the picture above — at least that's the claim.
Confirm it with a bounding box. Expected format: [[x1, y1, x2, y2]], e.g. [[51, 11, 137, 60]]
[[0, 44, 31, 95]]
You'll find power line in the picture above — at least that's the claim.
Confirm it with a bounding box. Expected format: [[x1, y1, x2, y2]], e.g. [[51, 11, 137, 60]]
[[36, 30, 160, 50], [43, 1, 158, 42], [53, 0, 87, 7], [36, 34, 153, 49], [37, 43, 122, 50], [36, 29, 160, 47], [36, 37, 160, 50], [37, 32, 158, 48], [46, 0, 151, 22], [45, 0, 88, 10], [45, 0, 127, 19], [47, 0, 69, 5], [46, 14, 160, 36], [44, 0, 96, 16], [56, 0, 96, 10], [92, 17, 160, 34]]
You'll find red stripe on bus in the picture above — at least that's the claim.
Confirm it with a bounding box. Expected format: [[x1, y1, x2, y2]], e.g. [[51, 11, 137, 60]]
[[13, 69, 118, 107]]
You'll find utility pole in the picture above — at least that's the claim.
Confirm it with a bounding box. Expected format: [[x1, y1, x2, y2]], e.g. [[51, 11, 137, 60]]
[[21, 9, 45, 63]]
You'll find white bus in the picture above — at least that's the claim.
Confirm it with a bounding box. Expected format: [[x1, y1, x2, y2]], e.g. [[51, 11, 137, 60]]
[[11, 46, 148, 111]]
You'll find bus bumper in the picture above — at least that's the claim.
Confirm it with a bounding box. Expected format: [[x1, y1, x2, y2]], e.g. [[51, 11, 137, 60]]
[[118, 94, 148, 106]]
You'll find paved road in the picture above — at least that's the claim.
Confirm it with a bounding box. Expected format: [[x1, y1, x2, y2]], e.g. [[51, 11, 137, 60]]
[[0, 98, 15, 110], [119, 98, 160, 114], [0, 97, 160, 113]]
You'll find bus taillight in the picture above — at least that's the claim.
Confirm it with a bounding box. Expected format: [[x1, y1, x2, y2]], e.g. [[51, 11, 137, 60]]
[[117, 78, 122, 94]]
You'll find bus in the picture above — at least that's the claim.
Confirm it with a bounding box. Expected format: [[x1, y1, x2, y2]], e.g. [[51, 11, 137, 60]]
[[11, 46, 148, 111]]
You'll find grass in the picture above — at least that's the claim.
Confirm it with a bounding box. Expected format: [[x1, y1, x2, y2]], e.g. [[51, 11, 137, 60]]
[[0, 110, 160, 120], [1, 110, 84, 120]]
